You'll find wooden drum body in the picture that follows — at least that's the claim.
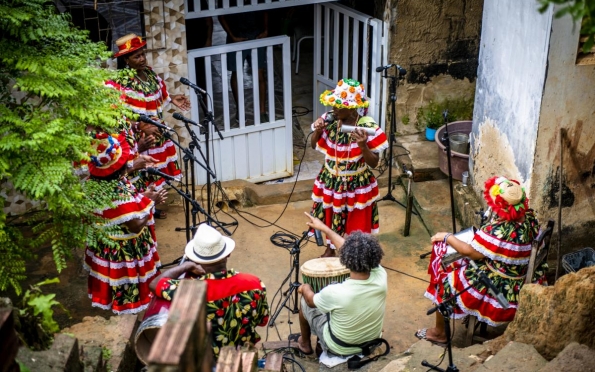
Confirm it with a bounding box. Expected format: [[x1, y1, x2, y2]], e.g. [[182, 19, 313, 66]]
[[301, 257, 350, 293]]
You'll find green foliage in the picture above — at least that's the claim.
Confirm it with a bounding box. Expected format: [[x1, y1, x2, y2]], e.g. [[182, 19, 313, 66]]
[[0, 0, 126, 294], [401, 113, 410, 125], [416, 97, 474, 130], [15, 278, 69, 350], [538, 0, 595, 52]]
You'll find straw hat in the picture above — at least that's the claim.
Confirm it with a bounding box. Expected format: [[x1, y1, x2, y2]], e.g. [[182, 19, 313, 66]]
[[88, 133, 130, 177], [319, 78, 369, 110], [114, 34, 146, 58], [483, 176, 529, 221], [185, 224, 235, 264]]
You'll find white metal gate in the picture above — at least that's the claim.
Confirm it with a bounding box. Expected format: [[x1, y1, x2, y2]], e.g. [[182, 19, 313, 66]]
[[313, 3, 388, 129], [187, 36, 293, 184]]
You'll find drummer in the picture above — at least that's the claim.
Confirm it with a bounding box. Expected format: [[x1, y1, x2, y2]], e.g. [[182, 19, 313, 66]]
[[149, 224, 269, 359], [294, 213, 387, 357]]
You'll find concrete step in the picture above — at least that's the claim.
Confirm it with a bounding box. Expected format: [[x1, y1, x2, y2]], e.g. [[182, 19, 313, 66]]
[[398, 134, 446, 183], [473, 341, 547, 372]]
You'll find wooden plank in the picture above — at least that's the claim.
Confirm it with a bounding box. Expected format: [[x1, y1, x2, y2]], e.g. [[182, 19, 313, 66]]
[[247, 132, 261, 178], [263, 352, 284, 372], [216, 347, 242, 372], [241, 351, 258, 372], [147, 280, 207, 369], [260, 340, 299, 351]]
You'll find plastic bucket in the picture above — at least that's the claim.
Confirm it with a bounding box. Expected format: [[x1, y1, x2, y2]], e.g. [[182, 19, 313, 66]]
[[449, 133, 470, 154], [425, 127, 437, 141]]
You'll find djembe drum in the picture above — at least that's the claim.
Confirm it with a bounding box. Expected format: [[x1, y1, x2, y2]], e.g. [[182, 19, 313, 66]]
[[301, 257, 350, 293]]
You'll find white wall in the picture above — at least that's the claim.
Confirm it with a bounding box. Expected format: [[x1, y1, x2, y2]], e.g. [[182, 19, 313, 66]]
[[471, 0, 552, 186]]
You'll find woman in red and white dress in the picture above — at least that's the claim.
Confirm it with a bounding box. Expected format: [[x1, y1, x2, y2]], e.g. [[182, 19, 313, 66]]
[[106, 34, 190, 219], [84, 133, 163, 314], [310, 78, 388, 257]]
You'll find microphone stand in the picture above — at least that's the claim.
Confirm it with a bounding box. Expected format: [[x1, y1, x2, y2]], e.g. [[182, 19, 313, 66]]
[[420, 111, 457, 260], [268, 231, 308, 327], [195, 89, 237, 230], [442, 110, 457, 233], [165, 179, 231, 236], [421, 283, 475, 372], [377, 66, 418, 216]]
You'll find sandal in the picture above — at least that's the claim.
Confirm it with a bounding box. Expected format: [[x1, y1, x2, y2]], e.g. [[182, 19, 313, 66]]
[[288, 333, 314, 356], [154, 209, 168, 219], [414, 328, 447, 348]]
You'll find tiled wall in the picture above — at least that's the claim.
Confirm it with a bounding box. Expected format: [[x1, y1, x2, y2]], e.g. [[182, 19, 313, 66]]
[[143, 0, 190, 133]]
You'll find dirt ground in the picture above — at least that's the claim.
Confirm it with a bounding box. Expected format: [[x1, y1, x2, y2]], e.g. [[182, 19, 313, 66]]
[[7, 183, 446, 355]]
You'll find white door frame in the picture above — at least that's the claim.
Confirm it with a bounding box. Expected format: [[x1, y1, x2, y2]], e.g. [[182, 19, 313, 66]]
[[185, 0, 336, 19], [187, 36, 293, 184], [313, 2, 387, 129]]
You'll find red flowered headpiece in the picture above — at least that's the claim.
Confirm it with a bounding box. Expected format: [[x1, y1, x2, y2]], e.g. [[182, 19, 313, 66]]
[[88, 133, 130, 177], [483, 176, 529, 221], [114, 34, 146, 57]]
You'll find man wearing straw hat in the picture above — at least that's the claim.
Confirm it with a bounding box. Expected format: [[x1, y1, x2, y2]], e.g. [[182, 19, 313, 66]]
[[150, 224, 269, 358]]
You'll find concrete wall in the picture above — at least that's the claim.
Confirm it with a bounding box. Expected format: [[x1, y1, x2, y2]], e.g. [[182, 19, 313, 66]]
[[385, 0, 483, 134], [531, 9, 595, 252], [470, 0, 552, 194]]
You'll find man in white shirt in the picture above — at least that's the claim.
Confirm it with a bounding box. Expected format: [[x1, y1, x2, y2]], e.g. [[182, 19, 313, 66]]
[[297, 213, 388, 356]]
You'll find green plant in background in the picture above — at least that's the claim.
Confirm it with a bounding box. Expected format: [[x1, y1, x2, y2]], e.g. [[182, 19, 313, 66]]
[[0, 0, 127, 294], [401, 114, 410, 125], [15, 278, 69, 350], [538, 0, 595, 52], [416, 97, 474, 130]]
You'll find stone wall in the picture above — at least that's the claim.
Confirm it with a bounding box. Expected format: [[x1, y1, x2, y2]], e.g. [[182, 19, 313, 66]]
[[504, 266, 595, 360], [385, 0, 483, 134], [530, 9, 595, 253]]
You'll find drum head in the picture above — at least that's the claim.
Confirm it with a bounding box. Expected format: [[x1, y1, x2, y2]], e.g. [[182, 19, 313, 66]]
[[300, 257, 350, 277]]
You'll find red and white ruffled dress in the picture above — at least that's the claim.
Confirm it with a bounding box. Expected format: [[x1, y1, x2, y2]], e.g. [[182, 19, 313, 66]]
[[310, 114, 388, 245], [106, 68, 182, 190], [425, 211, 547, 326], [84, 178, 161, 314]]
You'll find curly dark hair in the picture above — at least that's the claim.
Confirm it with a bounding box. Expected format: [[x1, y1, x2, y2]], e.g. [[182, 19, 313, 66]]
[[339, 231, 384, 273]]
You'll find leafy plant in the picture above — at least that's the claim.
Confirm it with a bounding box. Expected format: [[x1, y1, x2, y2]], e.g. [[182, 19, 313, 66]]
[[538, 0, 595, 52], [416, 97, 474, 130], [15, 278, 69, 350], [0, 0, 126, 294]]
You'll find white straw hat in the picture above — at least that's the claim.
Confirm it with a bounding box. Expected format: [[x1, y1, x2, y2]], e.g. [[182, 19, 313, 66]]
[[185, 224, 235, 264]]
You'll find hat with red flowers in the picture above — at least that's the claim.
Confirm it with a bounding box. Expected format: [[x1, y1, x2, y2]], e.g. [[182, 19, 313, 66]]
[[483, 176, 529, 221], [319, 78, 369, 110], [88, 133, 130, 177], [114, 34, 146, 58]]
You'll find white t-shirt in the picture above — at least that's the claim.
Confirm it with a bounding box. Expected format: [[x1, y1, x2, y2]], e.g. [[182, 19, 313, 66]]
[[313, 266, 387, 355]]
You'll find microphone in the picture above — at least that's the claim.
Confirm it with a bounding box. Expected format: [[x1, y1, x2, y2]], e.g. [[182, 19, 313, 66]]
[[179, 77, 206, 95], [340, 125, 376, 136], [375, 64, 407, 75], [468, 260, 510, 309], [173, 112, 202, 127], [138, 115, 173, 132], [314, 229, 324, 246], [143, 167, 177, 182], [324, 112, 335, 124]]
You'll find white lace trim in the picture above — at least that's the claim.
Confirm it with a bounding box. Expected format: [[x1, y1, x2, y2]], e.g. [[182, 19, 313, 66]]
[[84, 246, 159, 269], [470, 242, 530, 265], [98, 206, 154, 228], [146, 140, 175, 155], [475, 230, 532, 252], [94, 193, 151, 214], [88, 297, 150, 315], [85, 265, 159, 286]]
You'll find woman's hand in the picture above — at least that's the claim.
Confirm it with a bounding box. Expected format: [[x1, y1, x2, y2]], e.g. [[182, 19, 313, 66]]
[[304, 212, 327, 232], [351, 128, 368, 148], [138, 121, 162, 139], [137, 133, 156, 152], [431, 232, 450, 243], [312, 117, 326, 133], [172, 94, 191, 111], [144, 185, 168, 204], [133, 155, 157, 170]]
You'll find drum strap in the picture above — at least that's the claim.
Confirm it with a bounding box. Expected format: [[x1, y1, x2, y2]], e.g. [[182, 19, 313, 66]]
[[326, 313, 390, 370]]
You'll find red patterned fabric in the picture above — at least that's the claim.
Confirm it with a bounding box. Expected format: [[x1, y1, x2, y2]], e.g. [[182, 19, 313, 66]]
[[84, 178, 161, 314]]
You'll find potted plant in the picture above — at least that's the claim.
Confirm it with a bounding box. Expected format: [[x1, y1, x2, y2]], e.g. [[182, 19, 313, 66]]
[[417, 101, 453, 141], [416, 98, 473, 141]]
